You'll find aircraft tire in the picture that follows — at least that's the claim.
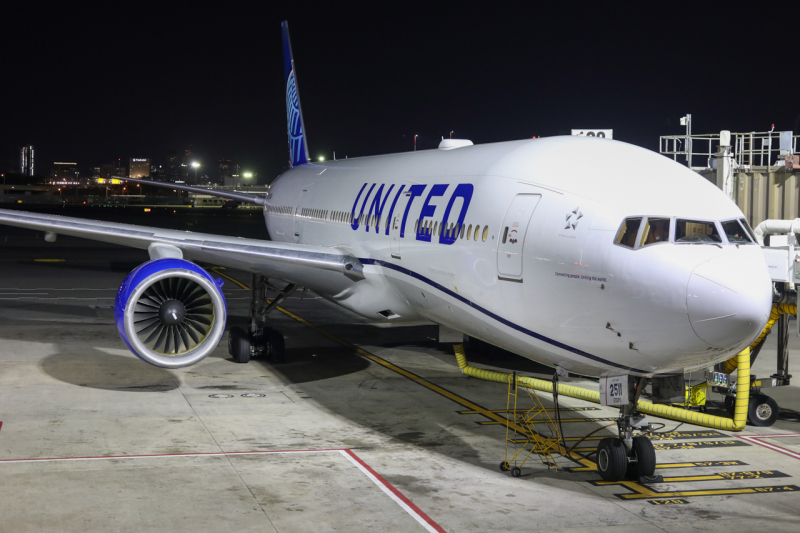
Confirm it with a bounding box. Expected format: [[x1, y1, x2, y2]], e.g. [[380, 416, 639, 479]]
[[597, 437, 627, 481], [511, 467, 521, 478], [627, 436, 656, 479], [229, 327, 251, 364], [269, 330, 286, 363], [499, 461, 510, 472], [724, 395, 735, 417], [748, 394, 779, 426]]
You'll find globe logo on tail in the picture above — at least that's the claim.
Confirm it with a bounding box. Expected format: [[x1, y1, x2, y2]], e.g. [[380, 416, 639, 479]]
[[286, 70, 305, 167]]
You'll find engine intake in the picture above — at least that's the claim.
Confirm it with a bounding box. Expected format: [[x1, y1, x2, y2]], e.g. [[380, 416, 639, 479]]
[[115, 258, 227, 368]]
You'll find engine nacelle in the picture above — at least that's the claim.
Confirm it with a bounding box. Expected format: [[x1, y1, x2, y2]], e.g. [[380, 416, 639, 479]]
[[115, 258, 227, 368]]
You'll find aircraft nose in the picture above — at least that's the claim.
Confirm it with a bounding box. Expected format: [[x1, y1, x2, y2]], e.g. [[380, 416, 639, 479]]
[[687, 253, 772, 349]]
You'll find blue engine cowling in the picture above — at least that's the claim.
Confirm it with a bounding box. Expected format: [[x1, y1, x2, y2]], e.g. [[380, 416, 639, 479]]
[[115, 258, 227, 368]]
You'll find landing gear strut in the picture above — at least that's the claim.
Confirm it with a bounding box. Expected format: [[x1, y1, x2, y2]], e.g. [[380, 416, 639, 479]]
[[596, 377, 658, 482], [228, 275, 294, 364]]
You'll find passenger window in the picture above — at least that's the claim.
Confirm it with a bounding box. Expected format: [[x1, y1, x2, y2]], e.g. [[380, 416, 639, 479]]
[[502, 226, 509, 243], [640, 218, 671, 246], [615, 217, 642, 248], [434, 221, 439, 235], [414, 220, 419, 233], [722, 220, 752, 243], [467, 224, 472, 239], [459, 224, 464, 239], [675, 219, 721, 243], [482, 226, 488, 242]]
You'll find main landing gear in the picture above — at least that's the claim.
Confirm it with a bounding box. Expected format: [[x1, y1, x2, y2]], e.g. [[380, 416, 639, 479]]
[[228, 275, 294, 364], [596, 378, 659, 482]]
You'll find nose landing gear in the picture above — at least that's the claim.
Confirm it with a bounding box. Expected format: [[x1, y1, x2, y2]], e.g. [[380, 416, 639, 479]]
[[596, 377, 660, 482], [228, 275, 293, 364]]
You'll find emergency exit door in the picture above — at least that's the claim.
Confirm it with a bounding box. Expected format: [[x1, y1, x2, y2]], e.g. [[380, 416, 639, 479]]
[[496, 194, 541, 281]]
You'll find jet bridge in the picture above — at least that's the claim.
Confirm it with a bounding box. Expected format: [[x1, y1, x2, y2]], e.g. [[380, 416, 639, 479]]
[[659, 125, 800, 229]]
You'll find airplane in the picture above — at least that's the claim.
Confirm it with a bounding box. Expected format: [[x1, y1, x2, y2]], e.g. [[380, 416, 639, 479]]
[[0, 21, 773, 481]]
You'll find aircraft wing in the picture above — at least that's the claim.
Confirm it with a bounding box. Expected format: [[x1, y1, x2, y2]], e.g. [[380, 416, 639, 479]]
[[0, 208, 364, 295], [114, 176, 267, 205]]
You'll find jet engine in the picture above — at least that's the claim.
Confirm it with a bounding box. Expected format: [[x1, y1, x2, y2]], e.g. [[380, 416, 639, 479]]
[[115, 258, 227, 368]]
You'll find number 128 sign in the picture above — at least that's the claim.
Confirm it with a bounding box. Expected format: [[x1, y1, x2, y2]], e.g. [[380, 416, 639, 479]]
[[599, 375, 629, 406], [572, 129, 613, 139]]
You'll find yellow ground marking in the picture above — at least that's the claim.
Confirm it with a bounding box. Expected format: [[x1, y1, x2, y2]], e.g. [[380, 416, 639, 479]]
[[458, 408, 599, 414], [210, 268, 796, 502], [594, 470, 787, 485], [33, 259, 65, 262], [610, 482, 797, 500], [209, 268, 549, 438], [479, 417, 616, 425]]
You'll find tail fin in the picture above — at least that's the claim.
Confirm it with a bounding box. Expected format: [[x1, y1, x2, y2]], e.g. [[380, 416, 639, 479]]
[[282, 21, 310, 168]]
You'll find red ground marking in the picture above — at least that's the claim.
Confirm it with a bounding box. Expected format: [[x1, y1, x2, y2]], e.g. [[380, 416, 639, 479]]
[[342, 449, 447, 533], [0, 446, 447, 532], [737, 434, 800, 461]]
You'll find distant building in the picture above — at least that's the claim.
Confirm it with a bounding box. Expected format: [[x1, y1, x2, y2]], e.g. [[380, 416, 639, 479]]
[[20, 146, 34, 176], [52, 162, 79, 183], [129, 158, 150, 178], [98, 164, 123, 180], [182, 148, 194, 182], [217, 159, 233, 184]]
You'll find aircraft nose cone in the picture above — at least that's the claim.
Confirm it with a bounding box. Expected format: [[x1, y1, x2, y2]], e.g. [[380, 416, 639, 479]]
[[687, 253, 772, 349]]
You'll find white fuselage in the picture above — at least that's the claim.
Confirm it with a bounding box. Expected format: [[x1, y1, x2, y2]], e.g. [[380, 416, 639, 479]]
[[263, 136, 773, 377]]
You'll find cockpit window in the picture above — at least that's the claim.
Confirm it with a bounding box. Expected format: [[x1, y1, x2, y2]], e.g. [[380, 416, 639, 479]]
[[615, 217, 642, 248], [639, 218, 671, 247], [739, 218, 758, 242], [722, 219, 753, 244], [675, 219, 721, 243]]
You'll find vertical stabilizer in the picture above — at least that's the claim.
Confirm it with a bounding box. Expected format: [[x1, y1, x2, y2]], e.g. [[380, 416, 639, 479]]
[[282, 21, 310, 168]]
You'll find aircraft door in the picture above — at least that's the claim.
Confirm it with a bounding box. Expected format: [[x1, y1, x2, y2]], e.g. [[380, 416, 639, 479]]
[[496, 194, 541, 281], [293, 189, 307, 243], [390, 191, 412, 259]]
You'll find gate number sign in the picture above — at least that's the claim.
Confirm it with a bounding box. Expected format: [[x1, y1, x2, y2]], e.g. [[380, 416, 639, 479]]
[[600, 375, 628, 406], [571, 129, 613, 139]]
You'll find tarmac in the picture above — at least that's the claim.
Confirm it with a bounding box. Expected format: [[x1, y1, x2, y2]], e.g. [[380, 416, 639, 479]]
[[0, 207, 799, 532]]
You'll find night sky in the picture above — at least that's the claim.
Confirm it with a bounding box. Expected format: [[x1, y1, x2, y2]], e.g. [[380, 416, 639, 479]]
[[3, 4, 797, 182]]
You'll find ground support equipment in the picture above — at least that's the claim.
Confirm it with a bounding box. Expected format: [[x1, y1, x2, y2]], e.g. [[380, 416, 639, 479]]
[[500, 372, 561, 477]]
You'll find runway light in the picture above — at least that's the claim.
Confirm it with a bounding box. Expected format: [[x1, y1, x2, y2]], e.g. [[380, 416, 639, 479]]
[[191, 162, 200, 168], [318, 156, 324, 162], [144, 208, 151, 212], [243, 172, 253, 178]]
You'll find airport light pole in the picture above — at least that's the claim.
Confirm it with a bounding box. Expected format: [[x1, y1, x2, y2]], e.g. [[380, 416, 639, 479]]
[[191, 161, 200, 182], [414, 135, 418, 151]]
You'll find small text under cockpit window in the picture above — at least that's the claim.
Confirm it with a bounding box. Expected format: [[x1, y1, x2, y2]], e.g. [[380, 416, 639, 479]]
[[722, 219, 753, 244], [615, 217, 642, 248], [639, 218, 671, 247], [675, 219, 721, 243]]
